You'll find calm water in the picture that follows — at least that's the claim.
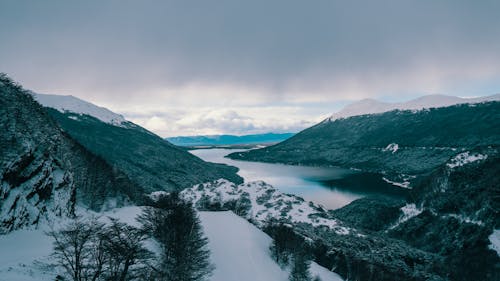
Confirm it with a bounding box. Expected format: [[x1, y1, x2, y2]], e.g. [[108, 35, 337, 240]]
[[191, 149, 407, 210]]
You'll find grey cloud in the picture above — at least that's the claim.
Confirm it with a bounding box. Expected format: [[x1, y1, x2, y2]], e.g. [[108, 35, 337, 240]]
[[2, 0, 499, 97], [1, 1, 499, 136]]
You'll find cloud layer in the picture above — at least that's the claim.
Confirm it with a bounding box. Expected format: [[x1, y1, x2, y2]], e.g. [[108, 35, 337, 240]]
[[1, 1, 499, 136]]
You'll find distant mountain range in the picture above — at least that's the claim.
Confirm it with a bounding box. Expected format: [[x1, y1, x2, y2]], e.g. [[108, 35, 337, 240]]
[[167, 133, 295, 146], [326, 93, 500, 121]]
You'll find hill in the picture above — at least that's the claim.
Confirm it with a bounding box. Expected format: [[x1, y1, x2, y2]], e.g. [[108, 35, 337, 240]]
[[34, 93, 242, 193], [229, 102, 500, 185], [0, 74, 143, 233]]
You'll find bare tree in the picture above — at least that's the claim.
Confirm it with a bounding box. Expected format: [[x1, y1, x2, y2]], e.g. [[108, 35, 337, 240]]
[[47, 217, 105, 281], [100, 218, 152, 281], [47, 216, 152, 281]]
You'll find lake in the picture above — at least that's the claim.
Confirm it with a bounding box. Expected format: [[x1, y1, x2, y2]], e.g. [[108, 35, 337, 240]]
[[190, 148, 408, 210]]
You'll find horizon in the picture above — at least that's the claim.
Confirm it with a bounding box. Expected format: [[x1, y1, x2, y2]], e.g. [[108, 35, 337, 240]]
[[31, 90, 500, 137], [1, 1, 500, 136]]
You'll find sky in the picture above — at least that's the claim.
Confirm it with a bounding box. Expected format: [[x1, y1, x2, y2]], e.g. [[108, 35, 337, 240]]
[[1, 0, 500, 137]]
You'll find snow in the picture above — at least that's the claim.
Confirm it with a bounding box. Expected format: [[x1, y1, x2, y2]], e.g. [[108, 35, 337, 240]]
[[446, 151, 488, 168], [199, 211, 343, 281], [0, 207, 343, 281], [382, 177, 410, 189], [444, 214, 484, 226], [488, 229, 500, 257], [0, 228, 54, 281], [0, 206, 143, 281], [181, 179, 354, 235], [389, 203, 423, 229], [32, 92, 126, 126], [382, 143, 399, 153], [326, 94, 500, 121]]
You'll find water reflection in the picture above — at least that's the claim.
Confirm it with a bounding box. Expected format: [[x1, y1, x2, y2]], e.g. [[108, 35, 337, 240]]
[[191, 148, 406, 210]]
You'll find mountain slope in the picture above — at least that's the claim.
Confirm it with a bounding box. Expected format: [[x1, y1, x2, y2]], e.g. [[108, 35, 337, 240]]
[[0, 75, 143, 233], [229, 102, 500, 184], [327, 93, 500, 121], [167, 133, 294, 146], [388, 148, 500, 281], [331, 147, 500, 281], [34, 93, 242, 192]]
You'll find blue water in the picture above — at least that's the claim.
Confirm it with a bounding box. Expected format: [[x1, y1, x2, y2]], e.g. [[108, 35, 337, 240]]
[[191, 148, 405, 210]]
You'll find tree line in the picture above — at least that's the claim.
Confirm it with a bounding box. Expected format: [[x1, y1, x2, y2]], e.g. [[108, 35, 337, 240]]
[[264, 223, 322, 281]]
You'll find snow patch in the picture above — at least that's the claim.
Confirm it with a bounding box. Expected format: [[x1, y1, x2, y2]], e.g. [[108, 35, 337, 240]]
[[390, 203, 423, 229], [446, 152, 488, 169], [488, 229, 500, 257], [382, 177, 410, 189], [444, 214, 484, 226], [382, 143, 399, 153]]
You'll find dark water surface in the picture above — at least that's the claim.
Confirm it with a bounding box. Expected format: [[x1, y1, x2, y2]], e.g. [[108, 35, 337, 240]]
[[190, 148, 407, 209]]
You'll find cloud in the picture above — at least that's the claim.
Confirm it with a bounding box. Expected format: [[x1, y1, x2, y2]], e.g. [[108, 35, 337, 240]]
[[126, 107, 325, 137], [1, 1, 499, 136]]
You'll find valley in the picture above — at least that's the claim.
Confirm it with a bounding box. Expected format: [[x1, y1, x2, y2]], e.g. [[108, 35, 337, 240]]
[[1, 74, 498, 281]]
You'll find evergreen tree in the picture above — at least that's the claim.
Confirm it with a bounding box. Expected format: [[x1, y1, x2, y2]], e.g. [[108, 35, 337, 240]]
[[289, 251, 312, 281], [266, 223, 303, 267], [139, 193, 214, 281]]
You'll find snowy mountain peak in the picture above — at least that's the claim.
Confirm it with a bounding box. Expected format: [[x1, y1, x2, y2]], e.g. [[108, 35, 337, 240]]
[[32, 93, 126, 126], [327, 93, 500, 121]]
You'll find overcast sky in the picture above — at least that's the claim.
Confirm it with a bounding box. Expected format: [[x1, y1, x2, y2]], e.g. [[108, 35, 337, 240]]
[[1, 1, 499, 137]]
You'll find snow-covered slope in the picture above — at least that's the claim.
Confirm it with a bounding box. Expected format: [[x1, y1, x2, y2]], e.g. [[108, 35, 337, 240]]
[[0, 207, 342, 281], [327, 93, 500, 121], [32, 93, 126, 126], [199, 211, 343, 281]]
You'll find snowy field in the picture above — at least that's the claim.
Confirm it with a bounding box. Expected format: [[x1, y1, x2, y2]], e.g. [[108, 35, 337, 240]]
[[200, 211, 343, 281], [0, 207, 342, 281]]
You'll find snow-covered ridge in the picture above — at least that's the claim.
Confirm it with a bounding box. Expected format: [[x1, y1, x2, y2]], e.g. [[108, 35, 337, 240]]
[[32, 93, 126, 126], [446, 151, 488, 169], [180, 179, 353, 235], [326, 94, 500, 121]]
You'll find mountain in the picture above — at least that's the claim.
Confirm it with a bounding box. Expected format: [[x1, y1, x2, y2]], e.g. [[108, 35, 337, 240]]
[[0, 74, 143, 233], [326, 93, 500, 121], [167, 133, 295, 146], [228, 101, 500, 185], [33, 93, 242, 193]]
